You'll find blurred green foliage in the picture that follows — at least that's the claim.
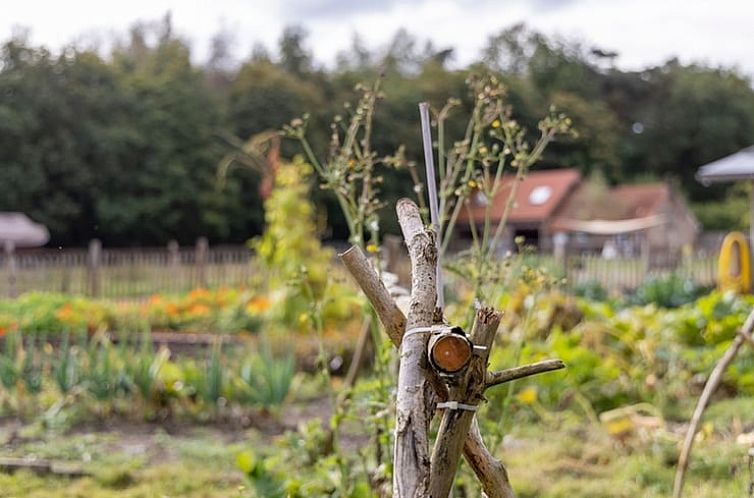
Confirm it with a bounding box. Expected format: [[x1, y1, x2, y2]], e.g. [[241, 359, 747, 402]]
[[1, 21, 753, 246], [627, 273, 711, 308], [0, 330, 297, 421]]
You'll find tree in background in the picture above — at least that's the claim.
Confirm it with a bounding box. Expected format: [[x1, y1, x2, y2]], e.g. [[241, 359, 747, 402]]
[[1, 20, 753, 246]]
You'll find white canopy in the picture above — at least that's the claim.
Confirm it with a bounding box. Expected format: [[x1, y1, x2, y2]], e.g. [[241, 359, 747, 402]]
[[697, 146, 754, 185], [696, 145, 754, 245], [555, 215, 666, 235], [0, 213, 49, 248]]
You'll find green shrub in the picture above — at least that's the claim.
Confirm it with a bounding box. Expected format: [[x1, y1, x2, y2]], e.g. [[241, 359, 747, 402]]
[[627, 273, 709, 308], [571, 280, 608, 302], [239, 341, 295, 409]]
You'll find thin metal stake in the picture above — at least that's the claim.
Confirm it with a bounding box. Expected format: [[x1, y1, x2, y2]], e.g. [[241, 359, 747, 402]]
[[419, 102, 444, 309]]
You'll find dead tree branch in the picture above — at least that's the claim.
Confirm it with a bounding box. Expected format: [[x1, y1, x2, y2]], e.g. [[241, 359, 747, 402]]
[[339, 202, 564, 498], [429, 306, 502, 498], [485, 359, 566, 389], [339, 245, 405, 347], [673, 308, 754, 498], [340, 243, 520, 498], [463, 418, 516, 498], [393, 198, 437, 498]]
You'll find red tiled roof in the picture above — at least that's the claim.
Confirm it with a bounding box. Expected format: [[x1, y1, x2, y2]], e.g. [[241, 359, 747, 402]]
[[548, 182, 671, 232], [458, 168, 582, 224], [610, 183, 669, 218]]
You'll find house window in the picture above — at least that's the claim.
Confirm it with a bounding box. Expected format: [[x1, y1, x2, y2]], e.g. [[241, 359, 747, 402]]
[[529, 185, 552, 205]]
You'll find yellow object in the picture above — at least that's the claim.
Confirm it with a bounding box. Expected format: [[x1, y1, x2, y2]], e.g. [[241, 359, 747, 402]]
[[718, 231, 751, 293], [516, 386, 538, 405]]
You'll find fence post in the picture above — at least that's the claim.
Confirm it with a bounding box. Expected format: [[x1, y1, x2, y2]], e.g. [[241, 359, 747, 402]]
[[168, 240, 180, 293], [168, 240, 180, 268], [88, 239, 101, 297], [4, 241, 17, 298], [195, 237, 208, 288]]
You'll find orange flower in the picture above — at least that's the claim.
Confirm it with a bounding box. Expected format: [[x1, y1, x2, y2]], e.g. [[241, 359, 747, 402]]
[[148, 294, 162, 305], [246, 296, 271, 315], [214, 288, 232, 306], [188, 288, 210, 300], [55, 303, 74, 322], [187, 303, 211, 316], [0, 326, 6, 338], [166, 303, 180, 317]]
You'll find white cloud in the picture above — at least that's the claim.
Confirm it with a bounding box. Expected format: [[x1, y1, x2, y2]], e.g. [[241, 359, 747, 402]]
[[2, 0, 753, 77]]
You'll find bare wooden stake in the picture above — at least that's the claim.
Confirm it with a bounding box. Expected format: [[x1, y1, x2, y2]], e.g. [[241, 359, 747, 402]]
[[344, 315, 373, 389], [673, 308, 754, 498], [485, 359, 566, 389], [419, 102, 444, 310], [429, 306, 502, 498], [87, 239, 101, 298], [339, 245, 406, 348], [340, 199, 566, 498], [394, 198, 437, 498], [463, 418, 516, 498], [339, 241, 550, 498]]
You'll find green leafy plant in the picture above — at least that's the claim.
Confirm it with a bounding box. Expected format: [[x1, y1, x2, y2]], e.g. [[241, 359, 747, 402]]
[[239, 341, 295, 410], [628, 273, 710, 308], [21, 336, 44, 395], [52, 334, 81, 394], [127, 333, 168, 401], [206, 342, 224, 404], [0, 331, 19, 390]]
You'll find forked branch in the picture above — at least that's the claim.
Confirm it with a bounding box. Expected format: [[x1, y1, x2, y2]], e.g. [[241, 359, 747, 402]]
[[340, 243, 516, 498]]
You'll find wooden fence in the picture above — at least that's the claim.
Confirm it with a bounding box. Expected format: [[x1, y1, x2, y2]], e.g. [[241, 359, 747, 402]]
[[0, 238, 253, 299], [0, 239, 720, 299], [564, 253, 718, 293]]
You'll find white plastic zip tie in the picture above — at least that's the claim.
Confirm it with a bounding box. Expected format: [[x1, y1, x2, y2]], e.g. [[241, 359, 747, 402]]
[[472, 345, 488, 354], [436, 401, 478, 412], [403, 324, 453, 339]]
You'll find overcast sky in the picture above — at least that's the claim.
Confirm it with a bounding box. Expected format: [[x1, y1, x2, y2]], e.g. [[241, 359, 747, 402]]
[[3, 0, 753, 76]]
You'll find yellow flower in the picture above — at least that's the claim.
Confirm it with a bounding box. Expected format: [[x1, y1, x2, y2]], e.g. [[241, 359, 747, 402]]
[[516, 386, 538, 405], [366, 243, 378, 253], [491, 119, 501, 128], [467, 180, 477, 188], [298, 313, 310, 326]]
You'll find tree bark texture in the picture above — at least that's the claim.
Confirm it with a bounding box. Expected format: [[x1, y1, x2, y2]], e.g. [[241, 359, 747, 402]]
[[429, 306, 502, 498], [339, 241, 518, 498], [463, 418, 516, 498], [393, 198, 437, 498], [339, 245, 406, 348]]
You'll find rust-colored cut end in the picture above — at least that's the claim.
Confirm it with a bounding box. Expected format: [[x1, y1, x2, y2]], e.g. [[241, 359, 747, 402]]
[[430, 333, 471, 373]]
